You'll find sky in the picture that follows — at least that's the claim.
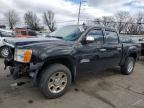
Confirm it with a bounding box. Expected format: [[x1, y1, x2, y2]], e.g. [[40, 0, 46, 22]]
[[0, 0, 144, 26]]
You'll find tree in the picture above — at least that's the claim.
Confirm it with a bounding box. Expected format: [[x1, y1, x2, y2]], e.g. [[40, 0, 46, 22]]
[[43, 10, 56, 32], [125, 12, 144, 35], [92, 18, 102, 26], [125, 17, 137, 34], [5, 10, 19, 29], [101, 16, 116, 28], [115, 11, 130, 33], [24, 11, 40, 30], [135, 12, 144, 34]]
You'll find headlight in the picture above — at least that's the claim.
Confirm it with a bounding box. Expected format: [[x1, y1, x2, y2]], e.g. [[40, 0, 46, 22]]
[[14, 49, 32, 63]]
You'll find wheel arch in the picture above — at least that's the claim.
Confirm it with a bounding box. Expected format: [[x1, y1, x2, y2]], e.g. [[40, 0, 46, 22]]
[[0, 45, 6, 49], [37, 55, 77, 83], [127, 46, 138, 61], [120, 50, 138, 66], [129, 52, 137, 60]]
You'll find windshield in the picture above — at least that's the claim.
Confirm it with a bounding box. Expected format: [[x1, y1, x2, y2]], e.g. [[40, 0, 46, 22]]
[[0, 31, 14, 37], [48, 26, 84, 41]]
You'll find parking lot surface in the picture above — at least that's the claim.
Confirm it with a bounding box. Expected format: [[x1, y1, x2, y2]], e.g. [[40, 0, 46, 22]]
[[0, 59, 144, 108]]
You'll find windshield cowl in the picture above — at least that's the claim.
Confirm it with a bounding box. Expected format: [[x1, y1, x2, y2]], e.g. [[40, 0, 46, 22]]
[[46, 35, 63, 39]]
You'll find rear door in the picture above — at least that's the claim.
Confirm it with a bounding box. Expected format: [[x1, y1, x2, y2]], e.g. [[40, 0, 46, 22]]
[[102, 29, 122, 67]]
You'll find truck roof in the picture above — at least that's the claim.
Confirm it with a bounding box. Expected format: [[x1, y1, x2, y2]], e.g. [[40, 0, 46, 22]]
[[0, 29, 13, 33], [69, 25, 117, 32], [85, 25, 116, 31]]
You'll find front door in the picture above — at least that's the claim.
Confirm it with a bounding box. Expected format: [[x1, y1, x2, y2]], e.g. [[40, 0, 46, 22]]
[[76, 28, 105, 72]]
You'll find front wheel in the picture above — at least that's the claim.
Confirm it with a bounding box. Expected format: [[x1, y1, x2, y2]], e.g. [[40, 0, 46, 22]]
[[121, 57, 135, 75], [39, 64, 71, 99]]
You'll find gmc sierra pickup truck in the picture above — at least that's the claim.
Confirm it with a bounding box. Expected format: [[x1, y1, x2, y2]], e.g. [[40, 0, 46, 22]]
[[4, 25, 140, 99]]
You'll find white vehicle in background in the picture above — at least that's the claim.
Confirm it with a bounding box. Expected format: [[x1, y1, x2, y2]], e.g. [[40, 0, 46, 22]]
[[0, 29, 15, 58]]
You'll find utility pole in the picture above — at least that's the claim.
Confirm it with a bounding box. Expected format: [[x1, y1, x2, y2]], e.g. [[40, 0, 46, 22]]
[[77, 1, 81, 25]]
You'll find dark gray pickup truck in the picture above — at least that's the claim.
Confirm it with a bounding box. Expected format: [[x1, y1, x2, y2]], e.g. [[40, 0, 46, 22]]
[[3, 25, 140, 99]]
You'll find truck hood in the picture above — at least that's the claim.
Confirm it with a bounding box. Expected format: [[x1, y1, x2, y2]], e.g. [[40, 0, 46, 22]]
[[4, 37, 75, 60], [3, 37, 63, 47]]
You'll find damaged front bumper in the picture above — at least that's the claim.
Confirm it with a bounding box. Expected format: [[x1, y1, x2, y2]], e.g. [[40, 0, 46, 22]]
[[4, 58, 44, 81]]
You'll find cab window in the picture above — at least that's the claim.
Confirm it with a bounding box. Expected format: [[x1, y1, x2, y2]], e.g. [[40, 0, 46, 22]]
[[87, 29, 103, 44], [105, 30, 118, 43], [28, 30, 37, 36]]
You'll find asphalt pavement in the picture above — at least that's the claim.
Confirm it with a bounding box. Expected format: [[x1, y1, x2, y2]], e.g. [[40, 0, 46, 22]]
[[0, 59, 144, 108]]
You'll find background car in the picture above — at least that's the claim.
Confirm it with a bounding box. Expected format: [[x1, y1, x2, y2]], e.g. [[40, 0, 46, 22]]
[[0, 29, 15, 58], [14, 28, 37, 37]]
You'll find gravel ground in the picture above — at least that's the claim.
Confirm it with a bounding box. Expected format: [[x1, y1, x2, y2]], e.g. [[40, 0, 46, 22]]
[[0, 59, 144, 108]]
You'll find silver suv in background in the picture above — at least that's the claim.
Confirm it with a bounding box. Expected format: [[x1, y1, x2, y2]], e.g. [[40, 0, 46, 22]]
[[0, 29, 15, 58]]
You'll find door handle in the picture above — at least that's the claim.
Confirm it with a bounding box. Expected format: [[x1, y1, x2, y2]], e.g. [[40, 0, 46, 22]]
[[117, 48, 121, 51], [99, 49, 106, 52]]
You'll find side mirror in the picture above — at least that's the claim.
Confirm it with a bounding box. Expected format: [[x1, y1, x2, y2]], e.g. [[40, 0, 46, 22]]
[[86, 36, 95, 43]]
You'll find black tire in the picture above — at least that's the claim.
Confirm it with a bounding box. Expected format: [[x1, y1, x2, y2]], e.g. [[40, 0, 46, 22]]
[[121, 57, 135, 75], [39, 64, 72, 99], [9, 67, 14, 75], [0, 46, 9, 58]]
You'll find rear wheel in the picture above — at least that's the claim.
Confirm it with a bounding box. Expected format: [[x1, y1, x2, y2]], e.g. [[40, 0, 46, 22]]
[[0, 46, 9, 58], [121, 57, 135, 75], [39, 64, 71, 99]]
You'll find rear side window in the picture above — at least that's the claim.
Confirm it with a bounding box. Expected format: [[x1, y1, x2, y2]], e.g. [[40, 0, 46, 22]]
[[21, 31, 27, 35], [28, 31, 37, 36], [105, 30, 118, 43], [87, 29, 103, 44]]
